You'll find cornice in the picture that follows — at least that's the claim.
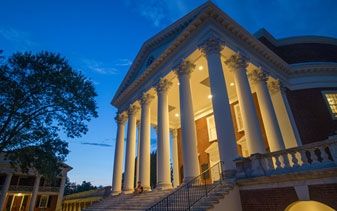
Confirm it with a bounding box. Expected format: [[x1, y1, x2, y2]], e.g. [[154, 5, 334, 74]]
[[112, 3, 294, 107], [289, 62, 337, 76]]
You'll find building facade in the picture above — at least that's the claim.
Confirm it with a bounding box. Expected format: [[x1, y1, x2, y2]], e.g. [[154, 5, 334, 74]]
[[107, 2, 337, 210], [0, 155, 71, 211]]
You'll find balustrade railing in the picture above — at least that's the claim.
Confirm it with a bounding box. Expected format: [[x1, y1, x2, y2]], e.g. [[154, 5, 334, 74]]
[[8, 185, 34, 192], [39, 186, 60, 192], [147, 161, 225, 211], [235, 139, 337, 178]]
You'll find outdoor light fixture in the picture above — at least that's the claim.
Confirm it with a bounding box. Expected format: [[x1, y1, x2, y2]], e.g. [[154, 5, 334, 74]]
[[208, 94, 213, 99], [230, 82, 235, 86], [175, 113, 179, 117], [198, 66, 203, 70], [17, 193, 23, 196], [177, 82, 180, 86]]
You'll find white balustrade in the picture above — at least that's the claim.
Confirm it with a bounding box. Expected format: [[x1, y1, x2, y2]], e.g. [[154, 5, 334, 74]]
[[235, 139, 337, 178]]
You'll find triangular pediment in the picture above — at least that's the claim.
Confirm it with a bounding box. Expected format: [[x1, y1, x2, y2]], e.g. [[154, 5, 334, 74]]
[[113, 2, 213, 102]]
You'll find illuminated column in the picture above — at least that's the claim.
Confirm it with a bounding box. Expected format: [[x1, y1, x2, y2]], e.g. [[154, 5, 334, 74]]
[[225, 54, 266, 154], [29, 175, 41, 211], [123, 105, 140, 193], [269, 80, 302, 148], [136, 121, 140, 184], [0, 173, 12, 210], [249, 68, 285, 152], [200, 37, 238, 172], [139, 93, 154, 191], [155, 78, 173, 190], [170, 129, 180, 187], [56, 170, 67, 211], [175, 61, 200, 182], [111, 112, 127, 195]]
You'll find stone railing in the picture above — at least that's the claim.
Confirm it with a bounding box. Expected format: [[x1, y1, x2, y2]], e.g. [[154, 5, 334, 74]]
[[235, 139, 337, 178], [63, 186, 111, 200], [8, 185, 34, 192], [39, 186, 60, 192]]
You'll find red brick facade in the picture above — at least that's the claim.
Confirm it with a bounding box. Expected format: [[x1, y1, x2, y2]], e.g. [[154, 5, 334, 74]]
[[240, 187, 298, 211], [286, 88, 337, 145], [309, 183, 337, 209]]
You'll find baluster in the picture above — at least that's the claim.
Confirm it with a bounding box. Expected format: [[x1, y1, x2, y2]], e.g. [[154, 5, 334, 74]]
[[310, 148, 320, 165], [289, 151, 299, 168], [299, 149, 310, 168], [274, 154, 282, 170], [319, 145, 331, 164], [282, 153, 291, 169], [265, 155, 275, 173], [330, 142, 337, 165]]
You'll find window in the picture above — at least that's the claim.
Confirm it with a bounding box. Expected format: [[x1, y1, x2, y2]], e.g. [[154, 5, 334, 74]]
[[233, 103, 244, 132], [38, 195, 49, 208], [206, 115, 217, 141], [323, 91, 337, 120]]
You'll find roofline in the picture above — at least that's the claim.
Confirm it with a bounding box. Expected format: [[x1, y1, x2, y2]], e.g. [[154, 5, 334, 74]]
[[255, 28, 337, 46]]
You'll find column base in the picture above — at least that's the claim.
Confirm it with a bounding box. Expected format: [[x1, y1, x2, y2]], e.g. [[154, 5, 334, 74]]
[[156, 182, 172, 190], [122, 189, 134, 194], [111, 191, 121, 196], [143, 186, 152, 192]]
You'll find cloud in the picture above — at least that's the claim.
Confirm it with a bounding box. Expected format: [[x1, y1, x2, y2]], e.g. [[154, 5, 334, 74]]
[[81, 58, 119, 75], [124, 0, 189, 27], [81, 142, 112, 147], [114, 59, 132, 66], [0, 27, 37, 50]]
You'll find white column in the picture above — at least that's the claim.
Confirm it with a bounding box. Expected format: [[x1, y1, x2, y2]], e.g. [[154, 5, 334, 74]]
[[29, 175, 41, 211], [0, 173, 12, 210], [111, 112, 127, 195], [136, 121, 141, 184], [249, 68, 285, 152], [170, 129, 180, 188], [139, 93, 154, 191], [175, 61, 200, 182], [269, 80, 302, 148], [123, 105, 139, 193], [155, 78, 173, 190], [56, 170, 67, 211], [200, 37, 238, 173], [225, 54, 266, 154]]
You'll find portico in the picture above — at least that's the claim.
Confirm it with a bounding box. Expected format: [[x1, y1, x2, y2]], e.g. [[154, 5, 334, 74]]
[[111, 34, 300, 194]]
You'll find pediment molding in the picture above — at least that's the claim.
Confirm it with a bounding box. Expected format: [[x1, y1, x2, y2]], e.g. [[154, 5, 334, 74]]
[[112, 2, 300, 107]]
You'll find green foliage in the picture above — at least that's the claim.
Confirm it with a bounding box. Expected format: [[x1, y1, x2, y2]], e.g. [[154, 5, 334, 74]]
[[64, 179, 98, 195], [0, 51, 98, 178]]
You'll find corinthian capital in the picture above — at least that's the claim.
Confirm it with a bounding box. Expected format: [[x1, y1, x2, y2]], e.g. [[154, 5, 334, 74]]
[[224, 53, 248, 71], [268, 79, 285, 94], [127, 104, 140, 116], [115, 112, 128, 125], [140, 93, 154, 105], [155, 78, 172, 94], [199, 36, 224, 56], [174, 60, 195, 79], [248, 68, 268, 84]]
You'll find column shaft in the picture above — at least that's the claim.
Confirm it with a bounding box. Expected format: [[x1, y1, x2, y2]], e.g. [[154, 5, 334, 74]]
[[0, 173, 12, 210], [56, 171, 67, 211], [251, 70, 285, 151], [201, 38, 238, 172], [29, 175, 41, 211], [136, 122, 140, 183], [112, 113, 127, 195], [156, 79, 172, 189], [176, 61, 200, 181], [123, 105, 139, 193], [171, 129, 180, 188], [139, 93, 153, 190], [225, 54, 265, 154]]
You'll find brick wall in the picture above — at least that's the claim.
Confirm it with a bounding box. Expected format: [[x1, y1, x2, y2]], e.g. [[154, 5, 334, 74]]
[[286, 88, 337, 144], [240, 187, 298, 211], [309, 183, 337, 209]]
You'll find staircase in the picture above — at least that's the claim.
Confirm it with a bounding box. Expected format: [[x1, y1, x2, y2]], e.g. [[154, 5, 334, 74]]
[[84, 189, 172, 211]]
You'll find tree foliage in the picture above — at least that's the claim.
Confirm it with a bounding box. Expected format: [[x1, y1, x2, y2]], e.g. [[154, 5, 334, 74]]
[[64, 179, 99, 195], [0, 51, 98, 177]]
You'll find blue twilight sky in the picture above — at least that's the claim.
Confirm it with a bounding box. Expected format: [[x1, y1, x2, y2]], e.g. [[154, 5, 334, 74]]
[[1, 0, 337, 186]]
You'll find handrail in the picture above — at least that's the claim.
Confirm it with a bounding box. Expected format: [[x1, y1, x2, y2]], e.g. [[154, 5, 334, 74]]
[[147, 161, 225, 211]]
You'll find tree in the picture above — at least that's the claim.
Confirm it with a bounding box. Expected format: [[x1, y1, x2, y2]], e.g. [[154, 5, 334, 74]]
[[64, 178, 97, 195], [0, 51, 98, 178]]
